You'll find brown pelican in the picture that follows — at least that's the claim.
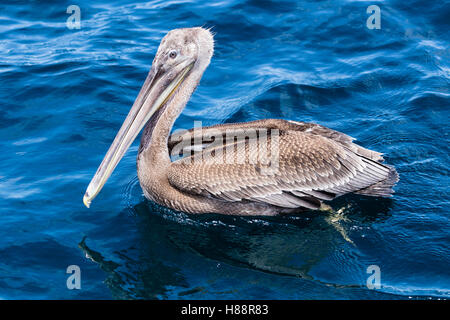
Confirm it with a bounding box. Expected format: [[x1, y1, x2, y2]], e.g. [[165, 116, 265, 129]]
[[83, 27, 398, 216]]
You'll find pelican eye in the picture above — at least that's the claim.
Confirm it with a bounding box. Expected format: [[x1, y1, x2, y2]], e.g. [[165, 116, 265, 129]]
[[169, 50, 177, 59]]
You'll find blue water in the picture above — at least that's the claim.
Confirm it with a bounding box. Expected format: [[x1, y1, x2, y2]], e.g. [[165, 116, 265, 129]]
[[0, 0, 449, 300]]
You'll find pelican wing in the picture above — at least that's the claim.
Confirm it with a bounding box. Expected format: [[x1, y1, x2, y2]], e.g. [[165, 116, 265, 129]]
[[167, 123, 395, 210], [168, 119, 384, 162]]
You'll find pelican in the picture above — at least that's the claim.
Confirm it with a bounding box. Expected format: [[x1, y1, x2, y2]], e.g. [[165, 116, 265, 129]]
[[83, 27, 398, 216]]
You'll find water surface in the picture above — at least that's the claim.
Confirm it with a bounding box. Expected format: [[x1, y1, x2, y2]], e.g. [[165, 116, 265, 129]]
[[0, 0, 449, 299]]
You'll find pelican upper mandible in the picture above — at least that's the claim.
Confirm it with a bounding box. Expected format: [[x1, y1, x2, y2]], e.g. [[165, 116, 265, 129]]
[[83, 27, 398, 216]]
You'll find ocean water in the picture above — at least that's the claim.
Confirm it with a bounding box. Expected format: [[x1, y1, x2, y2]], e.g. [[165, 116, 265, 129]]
[[0, 0, 449, 299]]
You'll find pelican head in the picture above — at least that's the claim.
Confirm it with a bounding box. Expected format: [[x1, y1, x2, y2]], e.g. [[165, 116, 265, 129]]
[[83, 27, 214, 208]]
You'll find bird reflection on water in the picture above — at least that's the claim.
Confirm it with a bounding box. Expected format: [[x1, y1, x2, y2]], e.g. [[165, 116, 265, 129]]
[[79, 195, 394, 299]]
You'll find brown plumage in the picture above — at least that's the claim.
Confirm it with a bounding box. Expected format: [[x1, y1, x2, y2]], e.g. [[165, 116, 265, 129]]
[[84, 27, 399, 215]]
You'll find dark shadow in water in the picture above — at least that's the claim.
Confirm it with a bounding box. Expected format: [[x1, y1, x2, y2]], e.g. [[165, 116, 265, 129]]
[[144, 195, 393, 282], [227, 83, 353, 123], [79, 194, 394, 299]]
